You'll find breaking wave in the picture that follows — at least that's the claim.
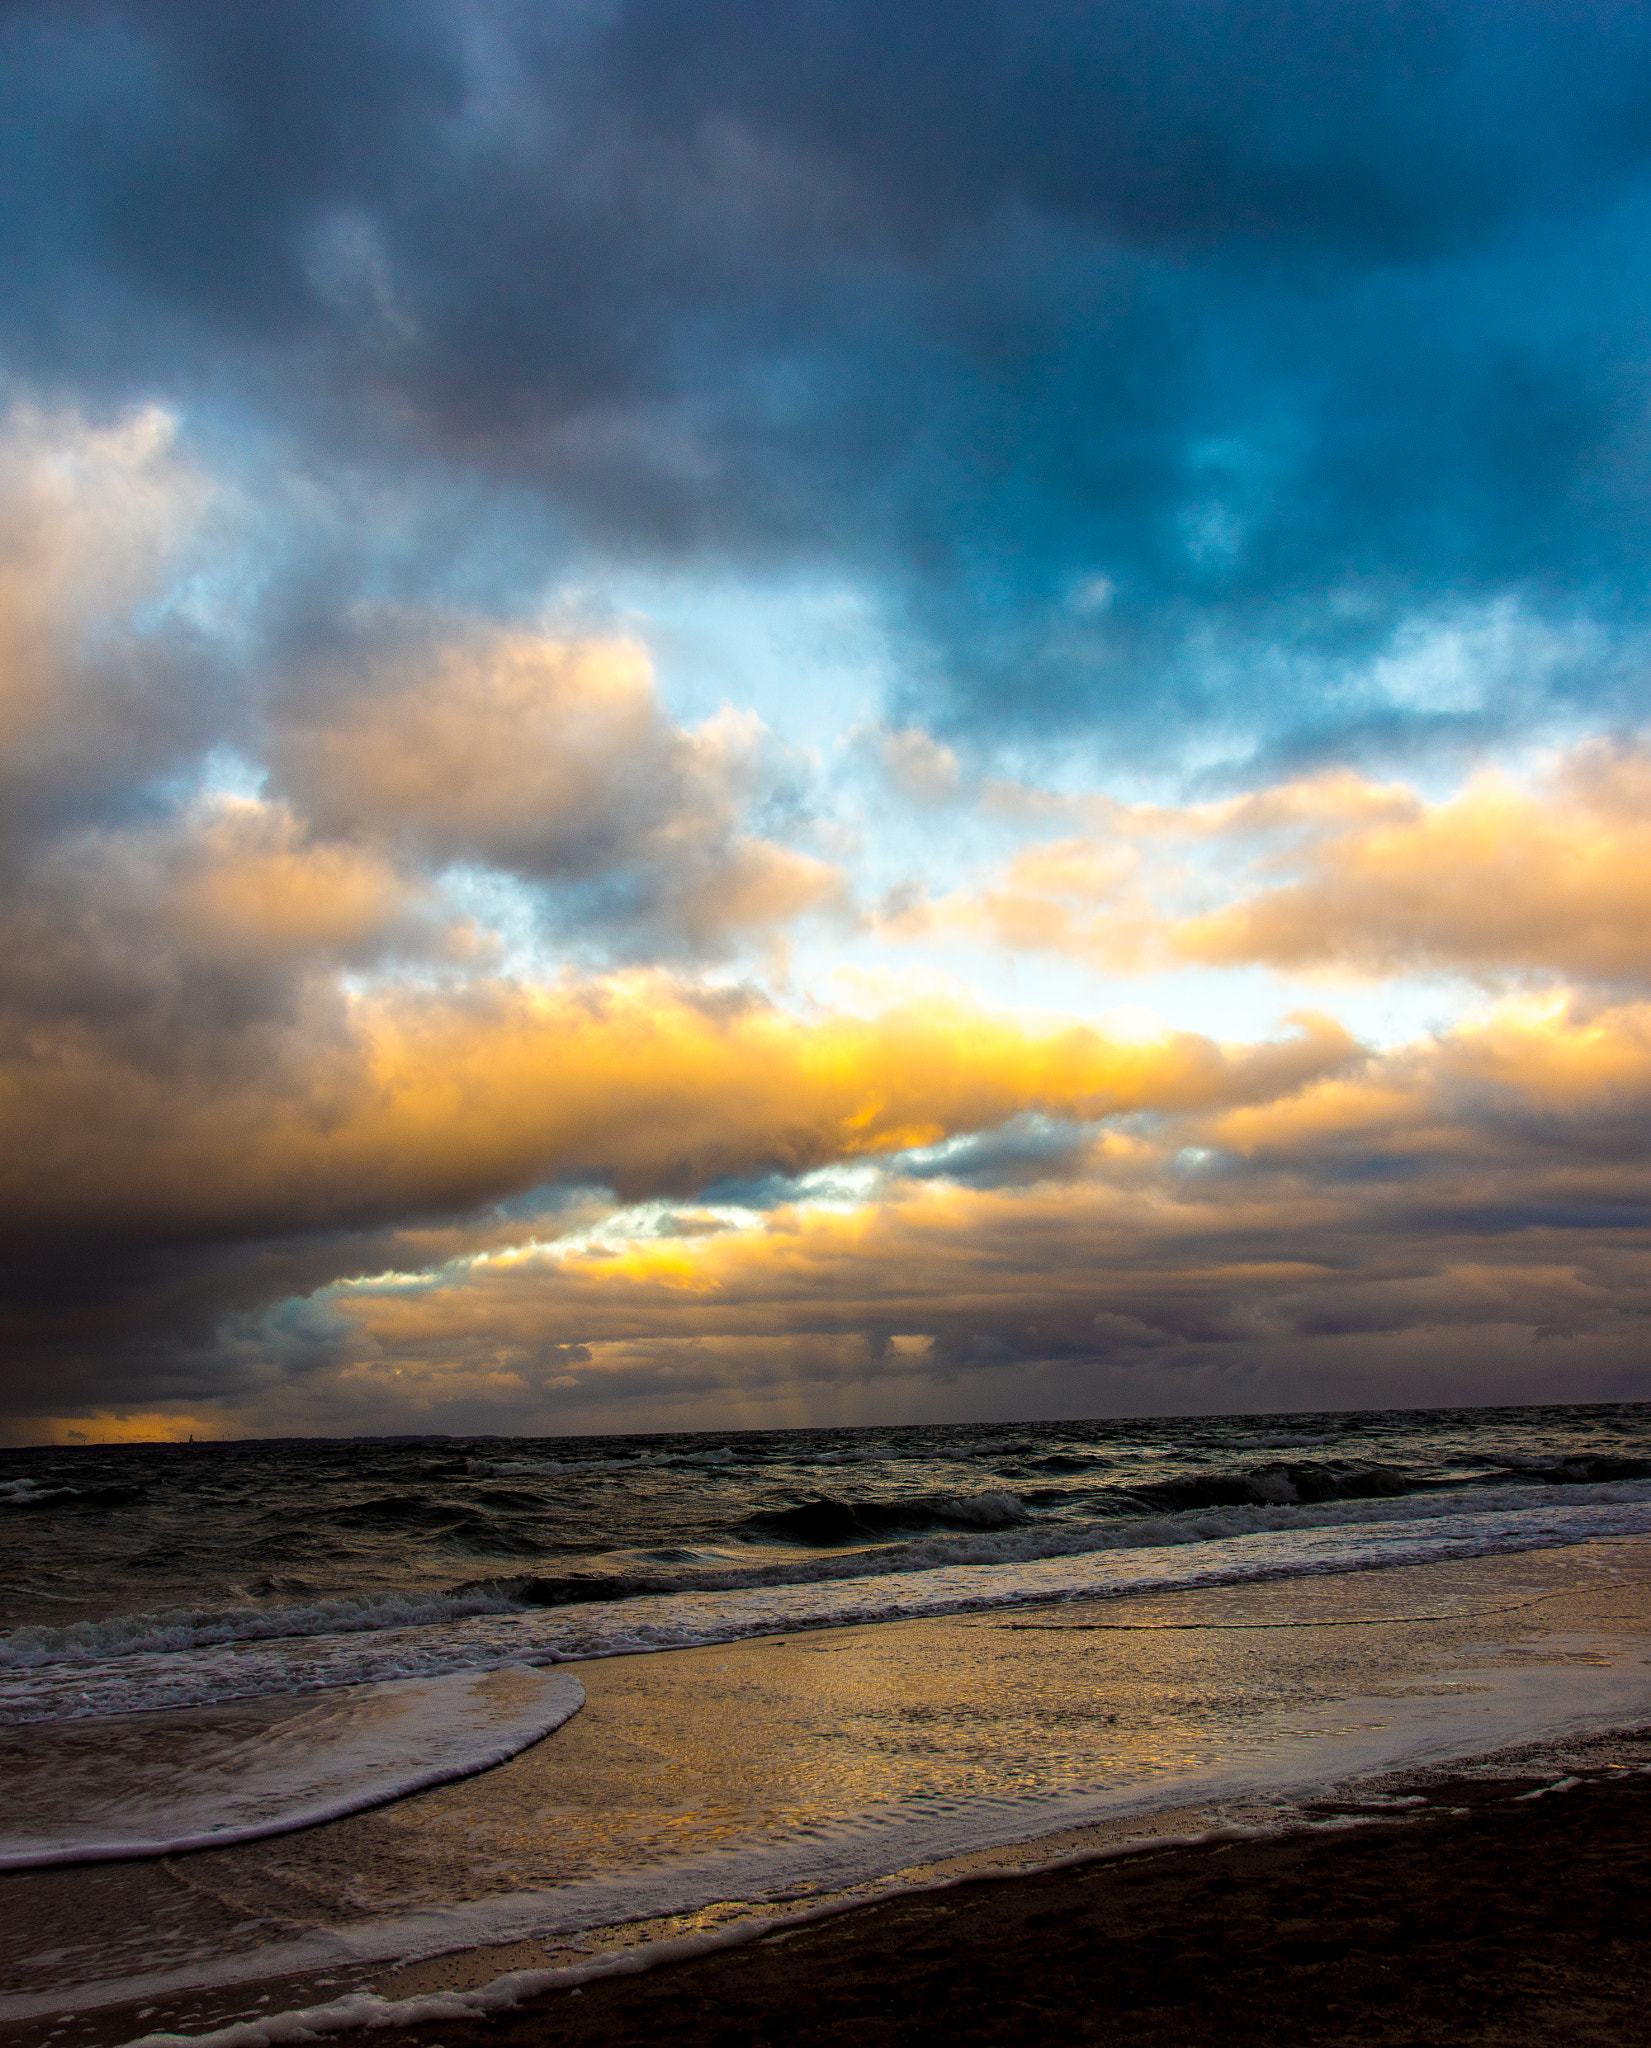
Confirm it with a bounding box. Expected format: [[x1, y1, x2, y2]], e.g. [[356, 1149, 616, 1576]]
[[1489, 1455, 1651, 1485], [0, 1477, 146, 1510], [1117, 1462, 1408, 1511], [741, 1489, 1028, 1544], [0, 1585, 526, 1672], [9, 1492, 1651, 1724], [11, 1475, 1651, 1680]]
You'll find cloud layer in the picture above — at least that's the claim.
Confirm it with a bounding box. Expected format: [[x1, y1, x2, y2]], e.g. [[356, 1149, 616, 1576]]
[[886, 745, 1651, 986], [1, 389, 1646, 1437], [190, 994, 1651, 1437], [6, 3, 1651, 760], [3, 8, 1651, 1439]]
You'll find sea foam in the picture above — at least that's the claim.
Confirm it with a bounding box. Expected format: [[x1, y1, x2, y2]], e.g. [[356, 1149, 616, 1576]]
[[0, 1666, 583, 1869], [6, 1480, 1651, 1704]]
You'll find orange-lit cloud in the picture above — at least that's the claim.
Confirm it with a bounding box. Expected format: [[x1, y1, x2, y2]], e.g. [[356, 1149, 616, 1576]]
[[211, 991, 1651, 1437], [1174, 747, 1651, 981], [2, 403, 1650, 1443], [271, 626, 844, 955], [890, 748, 1651, 985], [0, 966, 1356, 1435], [15, 982, 1650, 1442], [0, 971, 1357, 1244]]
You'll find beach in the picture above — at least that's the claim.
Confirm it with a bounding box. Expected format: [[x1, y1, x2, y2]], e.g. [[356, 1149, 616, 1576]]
[[5, 1533, 1651, 2047], [389, 1747, 1651, 2047]]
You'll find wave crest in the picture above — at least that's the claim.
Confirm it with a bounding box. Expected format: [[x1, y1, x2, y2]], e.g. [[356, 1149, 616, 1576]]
[[741, 1490, 1028, 1545]]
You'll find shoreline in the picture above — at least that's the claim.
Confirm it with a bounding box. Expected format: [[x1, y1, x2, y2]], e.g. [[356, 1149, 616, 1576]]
[[11, 1724, 1650, 2048], [5, 1539, 1651, 2047], [385, 1732, 1651, 2048]]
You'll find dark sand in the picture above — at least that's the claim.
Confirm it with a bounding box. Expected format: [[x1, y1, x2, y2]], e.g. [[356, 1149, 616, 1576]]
[[393, 1738, 1651, 2047]]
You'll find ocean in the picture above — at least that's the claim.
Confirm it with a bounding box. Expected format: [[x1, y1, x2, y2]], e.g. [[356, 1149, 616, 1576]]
[[7, 1402, 1651, 1734]]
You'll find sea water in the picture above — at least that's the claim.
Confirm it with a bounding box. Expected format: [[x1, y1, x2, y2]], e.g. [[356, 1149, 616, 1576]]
[[6, 1403, 1651, 1729]]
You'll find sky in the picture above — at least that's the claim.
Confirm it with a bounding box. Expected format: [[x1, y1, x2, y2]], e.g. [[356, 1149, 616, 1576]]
[[4, 0, 1651, 1445]]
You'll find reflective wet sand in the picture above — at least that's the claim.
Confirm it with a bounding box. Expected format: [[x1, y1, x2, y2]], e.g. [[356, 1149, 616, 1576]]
[[4, 1537, 1651, 2045]]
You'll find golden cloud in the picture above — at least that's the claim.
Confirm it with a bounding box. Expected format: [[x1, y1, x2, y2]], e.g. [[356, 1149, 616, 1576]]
[[0, 971, 1360, 1241], [253, 992, 1651, 1436], [891, 746, 1651, 984], [1175, 748, 1651, 980], [270, 628, 843, 952]]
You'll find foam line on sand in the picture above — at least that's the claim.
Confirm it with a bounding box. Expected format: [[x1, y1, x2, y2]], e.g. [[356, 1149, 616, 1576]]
[[0, 1670, 584, 1871]]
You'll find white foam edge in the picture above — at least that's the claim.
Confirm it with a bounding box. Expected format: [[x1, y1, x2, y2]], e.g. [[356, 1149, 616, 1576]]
[[10, 1484, 1651, 1685], [115, 1819, 1342, 2048], [0, 1670, 585, 1872], [112, 1666, 1651, 2048], [9, 1628, 1647, 2041], [13, 1499, 1651, 1726]]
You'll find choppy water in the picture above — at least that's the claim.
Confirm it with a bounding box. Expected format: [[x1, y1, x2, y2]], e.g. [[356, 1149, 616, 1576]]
[[6, 1402, 1651, 1725]]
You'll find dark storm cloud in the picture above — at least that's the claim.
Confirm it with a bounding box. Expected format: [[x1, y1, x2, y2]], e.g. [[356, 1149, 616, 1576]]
[[3, 1, 1649, 760]]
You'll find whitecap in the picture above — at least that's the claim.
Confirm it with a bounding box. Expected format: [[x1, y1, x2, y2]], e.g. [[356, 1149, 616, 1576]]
[[9, 1494, 1651, 1725], [0, 1583, 526, 1672]]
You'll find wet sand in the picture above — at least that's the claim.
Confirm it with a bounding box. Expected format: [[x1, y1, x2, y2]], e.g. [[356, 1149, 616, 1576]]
[[391, 1740, 1651, 2047], [4, 1536, 1651, 2045]]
